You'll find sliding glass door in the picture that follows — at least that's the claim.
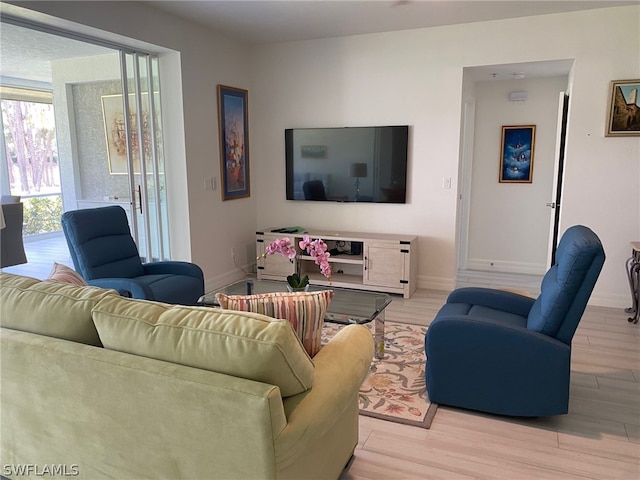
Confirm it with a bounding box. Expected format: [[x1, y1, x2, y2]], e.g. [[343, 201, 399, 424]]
[[1, 18, 171, 268], [121, 52, 168, 262]]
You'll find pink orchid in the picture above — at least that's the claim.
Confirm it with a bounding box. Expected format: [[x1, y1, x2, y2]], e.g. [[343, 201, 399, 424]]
[[262, 235, 332, 284], [265, 237, 296, 259], [300, 237, 331, 280]]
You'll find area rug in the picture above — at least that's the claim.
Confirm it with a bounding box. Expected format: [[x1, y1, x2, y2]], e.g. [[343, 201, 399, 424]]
[[322, 321, 438, 429]]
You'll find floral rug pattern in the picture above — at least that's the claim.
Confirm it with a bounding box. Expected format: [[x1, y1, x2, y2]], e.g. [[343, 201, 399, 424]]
[[322, 321, 437, 429]]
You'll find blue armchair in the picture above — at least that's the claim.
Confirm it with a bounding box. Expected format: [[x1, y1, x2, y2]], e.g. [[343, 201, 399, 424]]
[[61, 206, 204, 305], [425, 225, 605, 417]]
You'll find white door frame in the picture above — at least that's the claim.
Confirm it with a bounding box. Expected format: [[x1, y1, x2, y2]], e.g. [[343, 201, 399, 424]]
[[456, 98, 475, 272]]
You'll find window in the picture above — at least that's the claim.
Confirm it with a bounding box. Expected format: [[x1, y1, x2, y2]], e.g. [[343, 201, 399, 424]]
[[1, 86, 62, 236]]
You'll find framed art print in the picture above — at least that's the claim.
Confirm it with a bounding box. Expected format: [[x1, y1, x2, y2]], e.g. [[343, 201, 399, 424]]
[[300, 145, 327, 158], [217, 84, 250, 200], [101, 93, 153, 175], [499, 125, 536, 183], [606, 79, 640, 137]]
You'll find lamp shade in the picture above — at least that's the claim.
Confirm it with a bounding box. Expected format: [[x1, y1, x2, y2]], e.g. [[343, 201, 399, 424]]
[[349, 163, 368, 178]]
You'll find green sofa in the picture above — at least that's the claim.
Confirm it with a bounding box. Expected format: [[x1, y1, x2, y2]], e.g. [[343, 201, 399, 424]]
[[0, 273, 374, 479]]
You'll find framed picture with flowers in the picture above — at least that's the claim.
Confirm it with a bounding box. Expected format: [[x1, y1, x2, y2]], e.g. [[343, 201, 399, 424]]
[[101, 92, 156, 175], [217, 85, 250, 200]]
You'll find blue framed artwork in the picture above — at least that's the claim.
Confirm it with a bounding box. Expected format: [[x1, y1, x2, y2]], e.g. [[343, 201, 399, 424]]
[[217, 84, 250, 200], [499, 125, 536, 183]]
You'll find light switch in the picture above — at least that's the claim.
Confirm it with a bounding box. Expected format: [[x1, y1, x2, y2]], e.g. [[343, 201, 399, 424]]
[[203, 177, 216, 191], [442, 177, 452, 189]]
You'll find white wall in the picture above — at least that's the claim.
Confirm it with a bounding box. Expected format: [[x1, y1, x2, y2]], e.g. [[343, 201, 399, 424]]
[[251, 6, 639, 306], [9, 2, 639, 306], [250, 33, 463, 291], [467, 76, 568, 275]]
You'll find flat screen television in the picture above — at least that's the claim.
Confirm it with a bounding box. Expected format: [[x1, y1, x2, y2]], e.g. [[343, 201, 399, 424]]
[[285, 126, 409, 203]]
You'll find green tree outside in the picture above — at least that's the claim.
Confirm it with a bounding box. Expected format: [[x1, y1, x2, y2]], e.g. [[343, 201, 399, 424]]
[[22, 196, 63, 236], [2, 94, 62, 236]]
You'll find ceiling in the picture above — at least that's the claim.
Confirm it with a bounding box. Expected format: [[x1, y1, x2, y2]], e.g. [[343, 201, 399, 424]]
[[0, 1, 635, 85], [145, 0, 635, 45], [0, 22, 115, 85]]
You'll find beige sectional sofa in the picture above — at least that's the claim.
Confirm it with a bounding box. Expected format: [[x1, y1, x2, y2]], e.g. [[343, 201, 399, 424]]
[[0, 273, 374, 479]]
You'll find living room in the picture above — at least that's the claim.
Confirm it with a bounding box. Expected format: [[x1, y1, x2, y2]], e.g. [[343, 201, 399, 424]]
[[1, 1, 639, 479], [1, 1, 635, 306]]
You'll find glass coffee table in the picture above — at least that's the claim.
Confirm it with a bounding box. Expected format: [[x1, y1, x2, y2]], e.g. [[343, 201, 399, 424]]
[[199, 278, 391, 359]]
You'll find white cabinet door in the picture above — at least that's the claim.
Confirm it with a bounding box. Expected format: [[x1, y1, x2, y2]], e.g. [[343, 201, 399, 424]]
[[364, 243, 407, 288]]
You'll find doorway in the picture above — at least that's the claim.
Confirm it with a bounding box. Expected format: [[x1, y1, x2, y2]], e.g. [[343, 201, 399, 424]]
[[456, 60, 574, 292], [0, 19, 170, 277]]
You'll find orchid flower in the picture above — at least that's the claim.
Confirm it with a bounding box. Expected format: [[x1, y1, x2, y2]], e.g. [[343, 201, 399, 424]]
[[299, 236, 331, 280], [265, 237, 297, 259], [261, 235, 332, 287]]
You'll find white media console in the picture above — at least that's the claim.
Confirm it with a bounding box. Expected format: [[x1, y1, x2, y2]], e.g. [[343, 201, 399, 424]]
[[256, 228, 418, 298]]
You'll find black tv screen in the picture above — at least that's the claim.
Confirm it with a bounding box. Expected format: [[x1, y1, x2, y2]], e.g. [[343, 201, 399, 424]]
[[285, 126, 408, 203]]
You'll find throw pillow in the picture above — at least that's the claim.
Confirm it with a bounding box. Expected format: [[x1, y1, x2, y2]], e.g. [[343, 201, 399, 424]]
[[48, 262, 87, 286], [92, 295, 315, 397], [215, 290, 334, 357]]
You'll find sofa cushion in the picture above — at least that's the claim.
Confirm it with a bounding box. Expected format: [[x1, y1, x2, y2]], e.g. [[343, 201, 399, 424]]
[[91, 295, 315, 397], [48, 262, 88, 286], [0, 271, 39, 289], [0, 272, 116, 346], [215, 290, 334, 357]]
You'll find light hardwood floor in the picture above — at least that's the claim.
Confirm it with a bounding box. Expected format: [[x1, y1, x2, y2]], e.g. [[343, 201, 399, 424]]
[[1, 232, 73, 279], [343, 291, 640, 480], [4, 236, 640, 478]]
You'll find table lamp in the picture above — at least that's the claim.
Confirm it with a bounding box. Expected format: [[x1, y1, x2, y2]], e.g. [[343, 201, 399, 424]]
[[349, 163, 368, 201]]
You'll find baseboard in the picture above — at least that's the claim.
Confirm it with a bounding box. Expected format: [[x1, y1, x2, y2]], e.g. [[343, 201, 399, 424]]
[[457, 269, 629, 309], [589, 291, 632, 309], [418, 274, 455, 292], [204, 268, 251, 292], [455, 269, 543, 295], [465, 259, 547, 276]]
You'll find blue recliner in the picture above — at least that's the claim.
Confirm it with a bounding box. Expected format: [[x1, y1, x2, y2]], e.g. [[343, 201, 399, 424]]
[[425, 225, 605, 417], [61, 206, 204, 305]]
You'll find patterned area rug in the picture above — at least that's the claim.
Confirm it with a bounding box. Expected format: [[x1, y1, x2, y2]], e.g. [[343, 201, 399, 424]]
[[322, 321, 438, 429]]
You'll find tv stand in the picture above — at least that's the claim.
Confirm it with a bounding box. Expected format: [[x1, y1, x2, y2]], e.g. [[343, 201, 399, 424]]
[[256, 228, 418, 298]]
